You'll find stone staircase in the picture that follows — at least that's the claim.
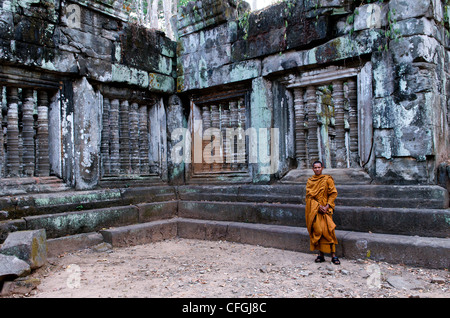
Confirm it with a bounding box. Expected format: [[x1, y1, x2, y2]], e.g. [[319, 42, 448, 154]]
[[0, 182, 448, 269]]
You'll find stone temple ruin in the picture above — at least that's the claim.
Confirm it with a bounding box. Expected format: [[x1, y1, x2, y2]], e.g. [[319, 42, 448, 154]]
[[0, 0, 449, 278]]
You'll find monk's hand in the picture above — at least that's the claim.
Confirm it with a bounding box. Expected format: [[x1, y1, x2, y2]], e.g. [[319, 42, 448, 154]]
[[319, 204, 330, 214]]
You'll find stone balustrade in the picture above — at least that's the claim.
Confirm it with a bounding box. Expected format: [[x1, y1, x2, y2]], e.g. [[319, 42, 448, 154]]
[[0, 86, 53, 179]]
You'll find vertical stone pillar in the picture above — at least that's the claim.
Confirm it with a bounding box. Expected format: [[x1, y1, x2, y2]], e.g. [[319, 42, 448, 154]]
[[22, 89, 35, 177], [210, 104, 220, 171], [347, 79, 359, 167], [109, 99, 120, 176], [221, 105, 230, 170], [129, 102, 140, 175], [229, 101, 238, 170], [166, 95, 185, 184], [138, 104, 150, 175], [0, 87, 3, 177], [6, 87, 20, 177], [238, 98, 246, 169], [293, 87, 307, 169], [119, 100, 130, 175], [332, 80, 347, 168], [36, 90, 50, 177], [202, 105, 211, 171], [101, 97, 111, 176], [306, 86, 319, 164]]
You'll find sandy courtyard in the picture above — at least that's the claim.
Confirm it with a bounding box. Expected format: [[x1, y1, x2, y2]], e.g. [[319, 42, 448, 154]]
[[13, 238, 449, 299]]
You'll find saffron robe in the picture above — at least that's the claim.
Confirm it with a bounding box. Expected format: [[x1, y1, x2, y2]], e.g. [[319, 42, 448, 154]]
[[305, 174, 338, 253]]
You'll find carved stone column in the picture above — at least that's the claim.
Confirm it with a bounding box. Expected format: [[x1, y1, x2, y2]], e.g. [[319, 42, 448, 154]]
[[293, 87, 307, 169], [229, 101, 238, 170], [129, 102, 140, 175], [36, 90, 50, 177], [101, 97, 111, 176], [109, 99, 120, 176], [210, 104, 221, 171], [119, 100, 130, 175], [332, 80, 347, 168], [221, 105, 230, 170], [347, 79, 359, 167], [138, 104, 150, 175], [6, 87, 20, 177], [238, 98, 246, 169], [202, 105, 211, 171], [22, 89, 36, 176], [306, 86, 319, 164]]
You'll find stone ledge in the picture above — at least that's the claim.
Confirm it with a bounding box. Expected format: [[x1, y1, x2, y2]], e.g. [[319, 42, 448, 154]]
[[100, 219, 178, 248], [47, 232, 104, 258], [177, 218, 450, 269], [178, 200, 450, 238], [95, 218, 450, 269]]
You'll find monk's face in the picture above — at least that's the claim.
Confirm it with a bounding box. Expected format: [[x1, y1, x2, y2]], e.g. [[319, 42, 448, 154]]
[[313, 163, 323, 175]]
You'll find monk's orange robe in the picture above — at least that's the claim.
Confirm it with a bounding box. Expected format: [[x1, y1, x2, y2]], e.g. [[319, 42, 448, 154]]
[[305, 174, 338, 254]]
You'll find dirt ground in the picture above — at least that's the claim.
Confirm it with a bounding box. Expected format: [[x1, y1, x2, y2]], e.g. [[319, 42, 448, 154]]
[[11, 238, 450, 298]]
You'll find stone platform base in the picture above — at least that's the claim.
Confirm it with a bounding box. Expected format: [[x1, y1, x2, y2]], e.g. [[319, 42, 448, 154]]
[[47, 218, 450, 270]]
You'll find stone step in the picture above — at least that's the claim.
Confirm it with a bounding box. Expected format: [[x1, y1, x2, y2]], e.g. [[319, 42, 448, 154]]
[[176, 184, 449, 209], [2, 197, 448, 248], [0, 200, 178, 244], [91, 218, 449, 269], [178, 200, 450, 238], [1, 183, 447, 221], [0, 185, 178, 219], [0, 177, 70, 196]]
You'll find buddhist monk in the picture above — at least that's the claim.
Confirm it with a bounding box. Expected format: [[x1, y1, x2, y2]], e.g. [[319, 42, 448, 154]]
[[305, 160, 340, 265]]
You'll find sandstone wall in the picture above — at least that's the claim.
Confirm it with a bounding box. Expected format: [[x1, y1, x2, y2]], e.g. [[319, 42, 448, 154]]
[[0, 0, 448, 189], [176, 0, 450, 186], [0, 0, 177, 189]]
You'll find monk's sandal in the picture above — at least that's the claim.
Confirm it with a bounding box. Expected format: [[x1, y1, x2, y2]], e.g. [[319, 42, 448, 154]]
[[331, 257, 341, 265], [315, 255, 325, 263]]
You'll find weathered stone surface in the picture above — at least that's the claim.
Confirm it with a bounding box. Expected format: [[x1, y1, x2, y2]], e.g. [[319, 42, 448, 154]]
[[175, 218, 450, 269], [72, 77, 101, 190], [47, 232, 104, 258], [177, 0, 240, 36], [0, 276, 41, 296], [137, 201, 178, 223], [389, 0, 435, 21], [24, 206, 139, 239], [0, 254, 31, 282], [100, 219, 177, 247], [387, 276, 426, 290], [0, 229, 47, 269], [353, 3, 388, 31]]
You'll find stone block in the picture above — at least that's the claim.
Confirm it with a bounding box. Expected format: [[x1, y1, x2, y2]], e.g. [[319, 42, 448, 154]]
[[0, 254, 30, 283], [72, 77, 101, 190], [390, 35, 441, 64], [389, 0, 434, 21], [0, 229, 47, 269], [374, 157, 431, 184], [100, 219, 177, 247], [47, 232, 104, 258], [353, 3, 388, 31], [24, 206, 139, 239], [137, 201, 178, 223], [340, 231, 450, 269], [148, 72, 176, 94], [0, 277, 41, 296]]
